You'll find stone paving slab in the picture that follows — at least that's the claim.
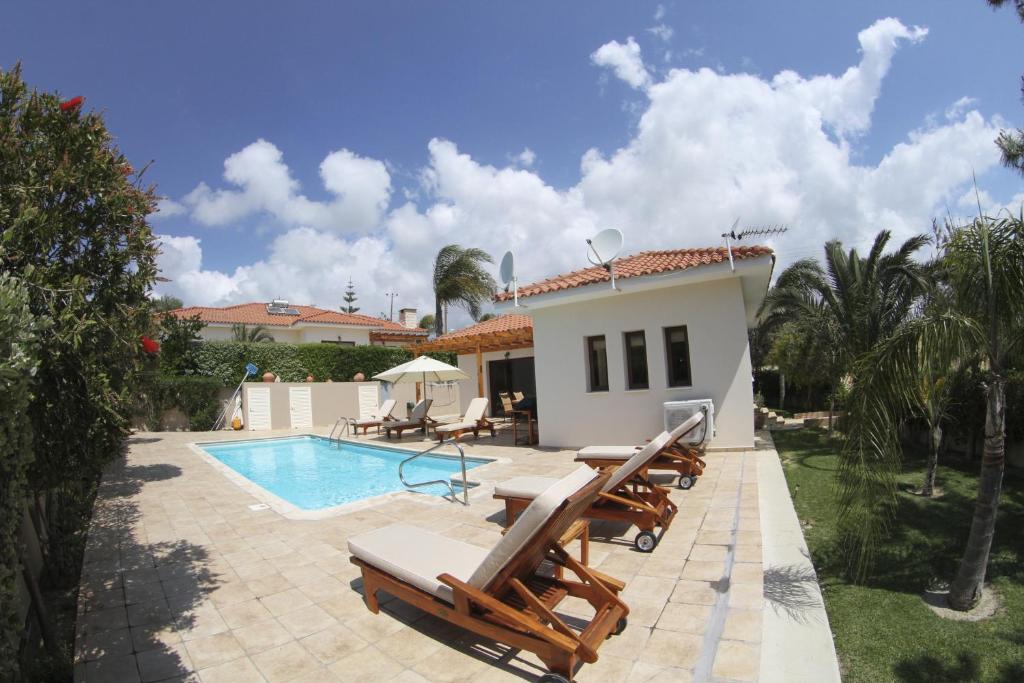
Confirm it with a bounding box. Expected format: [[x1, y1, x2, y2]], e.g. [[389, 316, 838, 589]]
[[71, 425, 824, 682]]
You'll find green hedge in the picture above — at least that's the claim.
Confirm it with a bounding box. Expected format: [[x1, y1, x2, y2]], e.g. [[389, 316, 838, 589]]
[[191, 341, 456, 386], [138, 376, 223, 431]]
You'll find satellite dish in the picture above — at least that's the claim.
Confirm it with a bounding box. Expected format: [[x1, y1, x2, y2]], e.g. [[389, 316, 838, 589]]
[[499, 251, 515, 286], [586, 228, 624, 290], [499, 250, 521, 307], [586, 228, 624, 266]]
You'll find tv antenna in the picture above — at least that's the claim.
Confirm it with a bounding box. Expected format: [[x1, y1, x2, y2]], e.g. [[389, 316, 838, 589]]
[[384, 290, 398, 321], [721, 219, 788, 271], [586, 228, 624, 290], [499, 250, 521, 307]]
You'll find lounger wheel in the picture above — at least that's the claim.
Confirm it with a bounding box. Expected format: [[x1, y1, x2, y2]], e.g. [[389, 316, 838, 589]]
[[634, 531, 657, 552], [613, 616, 628, 635], [678, 475, 696, 489], [538, 674, 570, 683]]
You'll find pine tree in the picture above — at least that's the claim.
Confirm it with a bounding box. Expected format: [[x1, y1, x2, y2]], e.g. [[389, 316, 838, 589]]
[[342, 278, 359, 313]]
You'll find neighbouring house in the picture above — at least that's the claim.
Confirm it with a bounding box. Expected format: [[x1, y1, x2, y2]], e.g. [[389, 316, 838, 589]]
[[417, 314, 534, 418], [474, 246, 774, 449], [165, 300, 428, 346]]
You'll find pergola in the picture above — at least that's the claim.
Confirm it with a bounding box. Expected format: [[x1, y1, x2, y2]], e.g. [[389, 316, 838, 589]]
[[413, 314, 533, 398]]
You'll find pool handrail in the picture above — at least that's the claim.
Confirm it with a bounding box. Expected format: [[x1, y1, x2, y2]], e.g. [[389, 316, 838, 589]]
[[398, 437, 470, 505], [329, 417, 356, 443]]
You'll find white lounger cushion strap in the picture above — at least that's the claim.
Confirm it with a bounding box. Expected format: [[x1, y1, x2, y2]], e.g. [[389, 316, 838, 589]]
[[467, 465, 597, 591], [347, 524, 487, 603], [605, 430, 672, 492], [348, 464, 597, 604]]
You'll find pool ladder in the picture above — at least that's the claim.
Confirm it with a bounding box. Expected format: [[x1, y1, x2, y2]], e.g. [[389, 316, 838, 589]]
[[399, 437, 470, 505], [328, 417, 355, 444]]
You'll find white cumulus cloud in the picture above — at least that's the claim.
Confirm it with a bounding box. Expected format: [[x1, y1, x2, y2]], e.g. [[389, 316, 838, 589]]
[[591, 37, 652, 90], [154, 18, 1011, 329], [181, 140, 391, 234]]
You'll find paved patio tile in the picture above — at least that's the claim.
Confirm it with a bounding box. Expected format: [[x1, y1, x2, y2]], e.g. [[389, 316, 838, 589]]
[[75, 428, 808, 683], [84, 653, 141, 683], [711, 639, 760, 681], [251, 641, 322, 683]]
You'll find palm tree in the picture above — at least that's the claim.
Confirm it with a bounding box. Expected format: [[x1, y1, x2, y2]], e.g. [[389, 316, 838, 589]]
[[839, 212, 1024, 609], [431, 244, 496, 336], [231, 323, 275, 343], [759, 230, 930, 429]]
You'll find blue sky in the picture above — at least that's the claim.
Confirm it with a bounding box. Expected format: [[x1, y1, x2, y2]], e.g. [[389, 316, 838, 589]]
[[3, 1, 1022, 322]]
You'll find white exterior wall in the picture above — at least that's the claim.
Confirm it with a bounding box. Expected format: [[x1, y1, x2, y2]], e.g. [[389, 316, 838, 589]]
[[196, 324, 371, 345], [297, 326, 372, 345], [531, 277, 755, 449], [455, 347, 535, 416]]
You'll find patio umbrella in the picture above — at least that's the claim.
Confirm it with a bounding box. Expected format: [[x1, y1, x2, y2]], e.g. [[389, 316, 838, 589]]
[[373, 355, 469, 388]]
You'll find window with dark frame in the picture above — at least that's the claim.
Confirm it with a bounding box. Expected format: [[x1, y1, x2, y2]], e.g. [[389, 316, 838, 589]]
[[585, 335, 609, 392], [623, 330, 649, 390], [664, 325, 692, 387]]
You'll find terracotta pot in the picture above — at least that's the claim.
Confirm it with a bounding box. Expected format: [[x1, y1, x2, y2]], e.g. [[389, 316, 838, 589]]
[[353, 372, 365, 382], [262, 372, 275, 383], [306, 374, 315, 382]]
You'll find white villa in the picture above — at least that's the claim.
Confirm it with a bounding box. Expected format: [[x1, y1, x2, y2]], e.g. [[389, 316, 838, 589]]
[[166, 301, 427, 346], [423, 246, 774, 449]]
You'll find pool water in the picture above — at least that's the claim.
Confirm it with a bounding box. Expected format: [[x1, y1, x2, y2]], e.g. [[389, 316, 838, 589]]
[[199, 436, 488, 510]]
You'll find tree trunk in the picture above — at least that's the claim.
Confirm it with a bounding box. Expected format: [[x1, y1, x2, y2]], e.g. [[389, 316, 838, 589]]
[[779, 371, 786, 411], [434, 298, 444, 337], [949, 379, 1006, 610], [921, 423, 941, 497]]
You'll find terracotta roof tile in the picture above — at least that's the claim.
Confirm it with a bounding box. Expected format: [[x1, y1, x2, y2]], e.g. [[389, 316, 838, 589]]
[[434, 314, 533, 341], [165, 302, 426, 335], [495, 245, 773, 302]]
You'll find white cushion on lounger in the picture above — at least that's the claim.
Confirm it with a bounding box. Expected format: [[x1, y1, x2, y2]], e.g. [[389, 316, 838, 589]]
[[576, 445, 641, 460], [606, 430, 672, 492], [494, 475, 555, 499], [468, 465, 597, 591], [348, 523, 487, 604], [436, 421, 475, 434]]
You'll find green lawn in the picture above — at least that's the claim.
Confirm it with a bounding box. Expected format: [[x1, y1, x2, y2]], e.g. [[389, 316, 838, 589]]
[[772, 429, 1024, 683]]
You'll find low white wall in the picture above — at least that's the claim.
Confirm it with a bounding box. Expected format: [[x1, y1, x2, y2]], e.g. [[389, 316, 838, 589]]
[[240, 380, 460, 430], [530, 277, 755, 449]]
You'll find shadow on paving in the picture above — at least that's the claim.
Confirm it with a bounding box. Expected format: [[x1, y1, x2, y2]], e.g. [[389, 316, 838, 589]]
[[76, 456, 217, 681], [893, 651, 1024, 683]]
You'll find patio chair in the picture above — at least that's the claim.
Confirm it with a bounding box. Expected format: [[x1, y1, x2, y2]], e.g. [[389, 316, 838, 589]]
[[383, 398, 436, 439], [434, 397, 495, 442], [494, 430, 676, 552], [574, 409, 707, 489], [499, 392, 516, 422], [513, 391, 525, 402], [352, 398, 398, 435], [348, 465, 629, 683]]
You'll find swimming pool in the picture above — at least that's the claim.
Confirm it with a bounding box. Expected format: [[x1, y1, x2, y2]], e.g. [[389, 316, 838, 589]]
[[198, 436, 490, 510]]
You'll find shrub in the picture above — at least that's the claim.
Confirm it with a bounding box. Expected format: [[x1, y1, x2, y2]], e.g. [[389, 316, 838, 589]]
[[192, 341, 455, 385], [138, 376, 223, 431], [0, 275, 43, 679]]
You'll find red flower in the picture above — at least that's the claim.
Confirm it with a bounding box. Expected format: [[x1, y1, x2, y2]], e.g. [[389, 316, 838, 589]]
[[140, 335, 160, 354], [60, 96, 84, 111]]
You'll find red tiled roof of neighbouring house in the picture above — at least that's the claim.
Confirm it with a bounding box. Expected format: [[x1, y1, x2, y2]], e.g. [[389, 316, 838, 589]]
[[164, 303, 427, 334], [494, 246, 774, 302]]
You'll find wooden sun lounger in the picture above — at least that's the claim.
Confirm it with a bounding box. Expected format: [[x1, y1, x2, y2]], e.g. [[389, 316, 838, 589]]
[[494, 429, 681, 552], [352, 398, 398, 435], [574, 408, 708, 489], [349, 466, 629, 683], [384, 398, 437, 438], [434, 397, 496, 442]]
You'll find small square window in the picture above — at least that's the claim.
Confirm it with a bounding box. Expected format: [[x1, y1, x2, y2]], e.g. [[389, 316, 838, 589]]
[[623, 330, 649, 390], [664, 326, 692, 387], [585, 335, 609, 392]]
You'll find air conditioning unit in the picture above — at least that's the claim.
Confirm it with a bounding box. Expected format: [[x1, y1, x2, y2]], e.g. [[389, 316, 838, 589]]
[[664, 399, 714, 445]]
